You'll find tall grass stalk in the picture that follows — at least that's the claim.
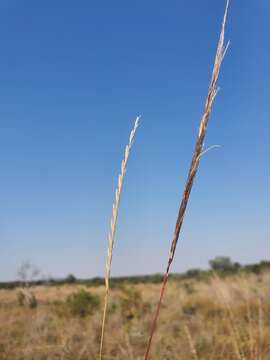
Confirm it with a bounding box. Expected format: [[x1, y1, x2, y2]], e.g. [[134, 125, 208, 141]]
[[184, 324, 199, 360], [144, 1, 230, 358], [99, 116, 140, 359]]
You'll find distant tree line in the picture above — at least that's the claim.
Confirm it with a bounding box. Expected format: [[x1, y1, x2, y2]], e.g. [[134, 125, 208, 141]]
[[1, 257, 270, 290]]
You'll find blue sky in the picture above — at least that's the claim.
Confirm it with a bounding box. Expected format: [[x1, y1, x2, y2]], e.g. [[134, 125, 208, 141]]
[[0, 0, 269, 281]]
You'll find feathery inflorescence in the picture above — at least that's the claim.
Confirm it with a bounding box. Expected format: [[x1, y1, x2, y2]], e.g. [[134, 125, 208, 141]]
[[144, 1, 230, 359], [99, 116, 140, 360]]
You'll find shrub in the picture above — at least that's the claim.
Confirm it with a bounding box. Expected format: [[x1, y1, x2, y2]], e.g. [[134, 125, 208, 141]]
[[182, 302, 198, 317], [65, 289, 100, 317], [28, 293, 38, 308], [182, 282, 195, 294], [17, 290, 25, 306], [17, 289, 38, 308], [119, 286, 151, 320], [66, 274, 77, 284], [185, 269, 201, 278]]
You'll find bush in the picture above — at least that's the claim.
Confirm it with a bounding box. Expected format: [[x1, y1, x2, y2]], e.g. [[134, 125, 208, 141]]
[[65, 289, 100, 317], [66, 274, 77, 284], [119, 286, 151, 320], [17, 289, 38, 308], [182, 298, 223, 319], [17, 290, 25, 306], [244, 264, 261, 275], [182, 302, 198, 318], [185, 269, 201, 278], [182, 282, 195, 294], [28, 293, 38, 308]]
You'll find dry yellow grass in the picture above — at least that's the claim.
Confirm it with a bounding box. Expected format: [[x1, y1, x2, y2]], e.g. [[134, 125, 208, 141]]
[[1, 272, 270, 359]]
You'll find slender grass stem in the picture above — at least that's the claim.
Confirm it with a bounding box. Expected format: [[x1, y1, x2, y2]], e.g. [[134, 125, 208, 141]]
[[144, 1, 230, 358], [99, 116, 140, 360]]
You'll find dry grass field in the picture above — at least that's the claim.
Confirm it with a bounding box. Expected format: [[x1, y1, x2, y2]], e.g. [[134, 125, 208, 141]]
[[1, 271, 270, 360]]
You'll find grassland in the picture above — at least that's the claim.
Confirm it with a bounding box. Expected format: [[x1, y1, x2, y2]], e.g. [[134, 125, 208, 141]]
[[1, 269, 270, 359]]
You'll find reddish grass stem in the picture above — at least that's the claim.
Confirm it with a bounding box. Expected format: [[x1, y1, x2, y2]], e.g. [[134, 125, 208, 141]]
[[144, 1, 230, 359]]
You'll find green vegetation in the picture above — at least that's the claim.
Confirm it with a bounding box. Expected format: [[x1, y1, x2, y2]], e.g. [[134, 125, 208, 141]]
[[1, 258, 270, 290], [65, 289, 100, 317], [119, 286, 151, 321]]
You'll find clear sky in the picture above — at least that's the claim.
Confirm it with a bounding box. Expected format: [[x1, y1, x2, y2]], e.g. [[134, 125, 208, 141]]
[[0, 0, 269, 281]]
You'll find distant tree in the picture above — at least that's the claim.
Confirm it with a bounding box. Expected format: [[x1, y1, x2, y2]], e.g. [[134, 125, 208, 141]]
[[47, 276, 56, 285], [17, 261, 40, 308], [209, 257, 234, 272], [185, 269, 201, 278], [17, 261, 40, 286], [66, 274, 77, 284], [233, 262, 242, 270], [244, 264, 261, 274], [260, 261, 270, 269]]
